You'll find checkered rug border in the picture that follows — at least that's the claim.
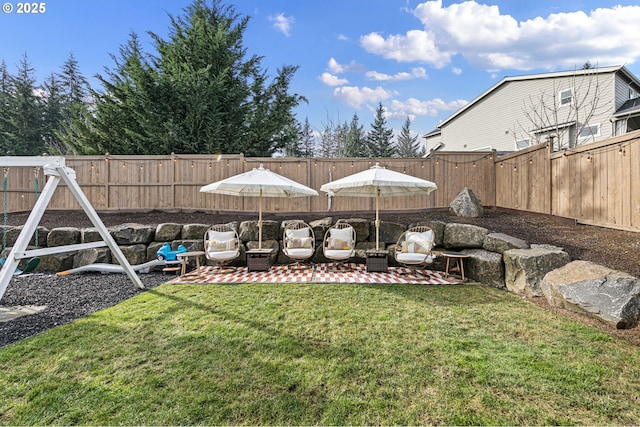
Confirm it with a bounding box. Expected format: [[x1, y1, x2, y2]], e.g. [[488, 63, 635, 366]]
[[168, 263, 459, 285]]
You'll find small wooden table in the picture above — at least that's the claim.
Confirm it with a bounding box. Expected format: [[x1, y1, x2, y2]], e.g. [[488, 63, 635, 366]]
[[177, 251, 205, 276], [365, 249, 389, 272], [438, 251, 470, 281], [246, 248, 274, 271]]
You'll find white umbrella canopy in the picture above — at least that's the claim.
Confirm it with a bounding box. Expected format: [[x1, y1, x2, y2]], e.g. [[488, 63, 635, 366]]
[[200, 163, 319, 248], [320, 162, 437, 250]]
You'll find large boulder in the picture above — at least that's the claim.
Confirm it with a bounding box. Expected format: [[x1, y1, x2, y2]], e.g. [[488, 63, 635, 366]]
[[239, 220, 280, 242], [371, 221, 405, 247], [73, 247, 112, 268], [461, 249, 504, 288], [337, 218, 370, 242], [309, 217, 332, 242], [47, 227, 81, 247], [483, 232, 529, 254], [110, 223, 155, 245], [181, 223, 210, 240], [449, 187, 483, 218], [120, 244, 148, 266], [443, 223, 488, 248], [155, 223, 183, 242], [541, 260, 640, 329], [504, 247, 570, 297]]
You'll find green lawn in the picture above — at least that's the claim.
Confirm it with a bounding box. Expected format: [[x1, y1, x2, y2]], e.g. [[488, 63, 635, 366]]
[[1, 283, 640, 425]]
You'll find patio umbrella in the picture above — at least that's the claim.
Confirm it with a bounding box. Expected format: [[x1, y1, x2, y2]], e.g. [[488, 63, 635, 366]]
[[200, 164, 319, 249], [320, 162, 437, 250]]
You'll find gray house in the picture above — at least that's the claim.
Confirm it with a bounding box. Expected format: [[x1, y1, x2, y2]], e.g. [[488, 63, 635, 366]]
[[425, 65, 640, 153]]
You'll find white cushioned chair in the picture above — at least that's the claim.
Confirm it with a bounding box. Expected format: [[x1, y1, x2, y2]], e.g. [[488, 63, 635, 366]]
[[282, 220, 315, 269], [204, 223, 240, 273], [323, 222, 356, 270], [394, 226, 436, 275]]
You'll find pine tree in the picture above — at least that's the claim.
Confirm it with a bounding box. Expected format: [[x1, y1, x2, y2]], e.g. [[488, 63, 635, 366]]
[[343, 113, 367, 157], [0, 61, 13, 154], [64, 0, 305, 155], [366, 103, 395, 158], [297, 117, 316, 157], [396, 117, 425, 157], [5, 54, 45, 155], [41, 73, 66, 154]]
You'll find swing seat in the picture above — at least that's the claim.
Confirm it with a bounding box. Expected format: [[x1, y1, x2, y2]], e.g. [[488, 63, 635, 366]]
[[0, 257, 39, 275]]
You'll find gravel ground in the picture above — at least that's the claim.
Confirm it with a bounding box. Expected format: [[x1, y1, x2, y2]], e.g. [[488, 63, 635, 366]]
[[1, 208, 639, 348]]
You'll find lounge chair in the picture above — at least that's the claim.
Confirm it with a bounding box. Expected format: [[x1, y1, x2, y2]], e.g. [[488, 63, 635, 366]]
[[204, 223, 240, 273], [323, 222, 356, 271], [394, 226, 436, 276], [282, 220, 315, 269]]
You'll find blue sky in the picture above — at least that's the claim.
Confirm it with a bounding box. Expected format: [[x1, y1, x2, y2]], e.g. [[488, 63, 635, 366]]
[[2, 0, 640, 141]]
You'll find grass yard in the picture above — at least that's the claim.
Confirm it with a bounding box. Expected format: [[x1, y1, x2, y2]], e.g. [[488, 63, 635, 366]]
[[1, 283, 640, 425]]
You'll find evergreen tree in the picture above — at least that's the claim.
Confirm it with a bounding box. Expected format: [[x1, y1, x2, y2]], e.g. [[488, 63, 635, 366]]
[[396, 117, 425, 157], [366, 103, 395, 158], [0, 61, 13, 154], [64, 0, 305, 155], [286, 117, 315, 157], [318, 122, 338, 157], [41, 73, 66, 154], [4, 54, 45, 155], [343, 113, 367, 157]]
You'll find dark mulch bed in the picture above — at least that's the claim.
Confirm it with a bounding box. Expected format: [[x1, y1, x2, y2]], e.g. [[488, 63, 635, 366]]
[[2, 208, 639, 348]]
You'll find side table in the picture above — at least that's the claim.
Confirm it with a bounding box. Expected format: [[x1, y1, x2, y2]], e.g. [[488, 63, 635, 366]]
[[365, 249, 389, 272], [246, 248, 274, 271], [438, 251, 470, 281], [177, 251, 205, 276]]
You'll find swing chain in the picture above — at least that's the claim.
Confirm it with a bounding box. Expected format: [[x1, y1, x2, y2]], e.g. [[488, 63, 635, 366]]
[[33, 167, 40, 248], [2, 168, 8, 255]]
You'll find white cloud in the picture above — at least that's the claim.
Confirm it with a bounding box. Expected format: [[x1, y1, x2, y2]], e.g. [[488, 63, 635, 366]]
[[451, 67, 462, 75], [361, 1, 640, 71], [319, 72, 349, 87], [387, 97, 468, 119], [365, 67, 428, 82], [360, 30, 451, 67], [327, 58, 364, 74], [333, 86, 396, 109], [269, 13, 294, 37]]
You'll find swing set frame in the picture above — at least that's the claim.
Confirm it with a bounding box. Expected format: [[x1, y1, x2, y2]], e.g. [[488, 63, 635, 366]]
[[0, 156, 143, 302]]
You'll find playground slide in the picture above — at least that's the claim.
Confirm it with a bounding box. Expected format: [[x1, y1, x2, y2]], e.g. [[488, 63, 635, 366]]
[[56, 259, 182, 276]]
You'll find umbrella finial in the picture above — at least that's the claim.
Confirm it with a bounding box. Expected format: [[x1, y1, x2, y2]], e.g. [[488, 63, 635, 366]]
[[371, 162, 384, 169]]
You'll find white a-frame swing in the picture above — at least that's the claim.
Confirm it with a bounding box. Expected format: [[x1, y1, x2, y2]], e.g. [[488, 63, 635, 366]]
[[0, 156, 143, 302]]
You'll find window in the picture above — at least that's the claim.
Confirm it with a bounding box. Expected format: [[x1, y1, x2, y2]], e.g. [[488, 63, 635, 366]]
[[578, 123, 600, 140], [515, 139, 530, 150], [559, 89, 573, 106], [629, 86, 639, 100]]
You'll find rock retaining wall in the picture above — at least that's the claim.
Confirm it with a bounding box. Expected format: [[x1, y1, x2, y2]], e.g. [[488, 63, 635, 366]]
[[3, 217, 637, 328]]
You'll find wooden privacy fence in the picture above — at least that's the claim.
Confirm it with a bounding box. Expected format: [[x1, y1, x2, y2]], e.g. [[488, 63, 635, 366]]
[[3, 130, 639, 232], [2, 153, 495, 216], [495, 130, 640, 231]]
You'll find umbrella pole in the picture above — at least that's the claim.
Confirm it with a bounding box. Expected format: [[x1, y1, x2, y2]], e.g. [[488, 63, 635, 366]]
[[258, 189, 263, 249], [375, 187, 380, 250]]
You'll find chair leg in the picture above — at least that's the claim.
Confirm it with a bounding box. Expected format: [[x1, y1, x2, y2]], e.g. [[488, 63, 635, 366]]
[[287, 260, 314, 270]]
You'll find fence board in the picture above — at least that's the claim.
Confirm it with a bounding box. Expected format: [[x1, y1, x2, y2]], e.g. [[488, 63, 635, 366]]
[[3, 133, 640, 232]]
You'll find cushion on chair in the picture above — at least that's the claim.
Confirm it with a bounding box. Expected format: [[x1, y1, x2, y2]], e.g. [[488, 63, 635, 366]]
[[324, 249, 353, 261], [401, 240, 432, 254], [396, 252, 435, 264], [286, 236, 313, 249], [208, 230, 236, 241], [327, 237, 351, 250], [285, 227, 310, 239], [207, 238, 237, 252], [286, 248, 314, 258], [207, 250, 239, 262], [330, 227, 353, 241], [406, 230, 434, 244]]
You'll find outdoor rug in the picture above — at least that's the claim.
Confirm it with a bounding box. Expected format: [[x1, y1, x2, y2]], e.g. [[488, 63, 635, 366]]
[[168, 263, 459, 285]]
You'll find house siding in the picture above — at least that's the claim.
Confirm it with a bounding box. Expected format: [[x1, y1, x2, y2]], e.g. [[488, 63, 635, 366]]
[[438, 68, 630, 152]]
